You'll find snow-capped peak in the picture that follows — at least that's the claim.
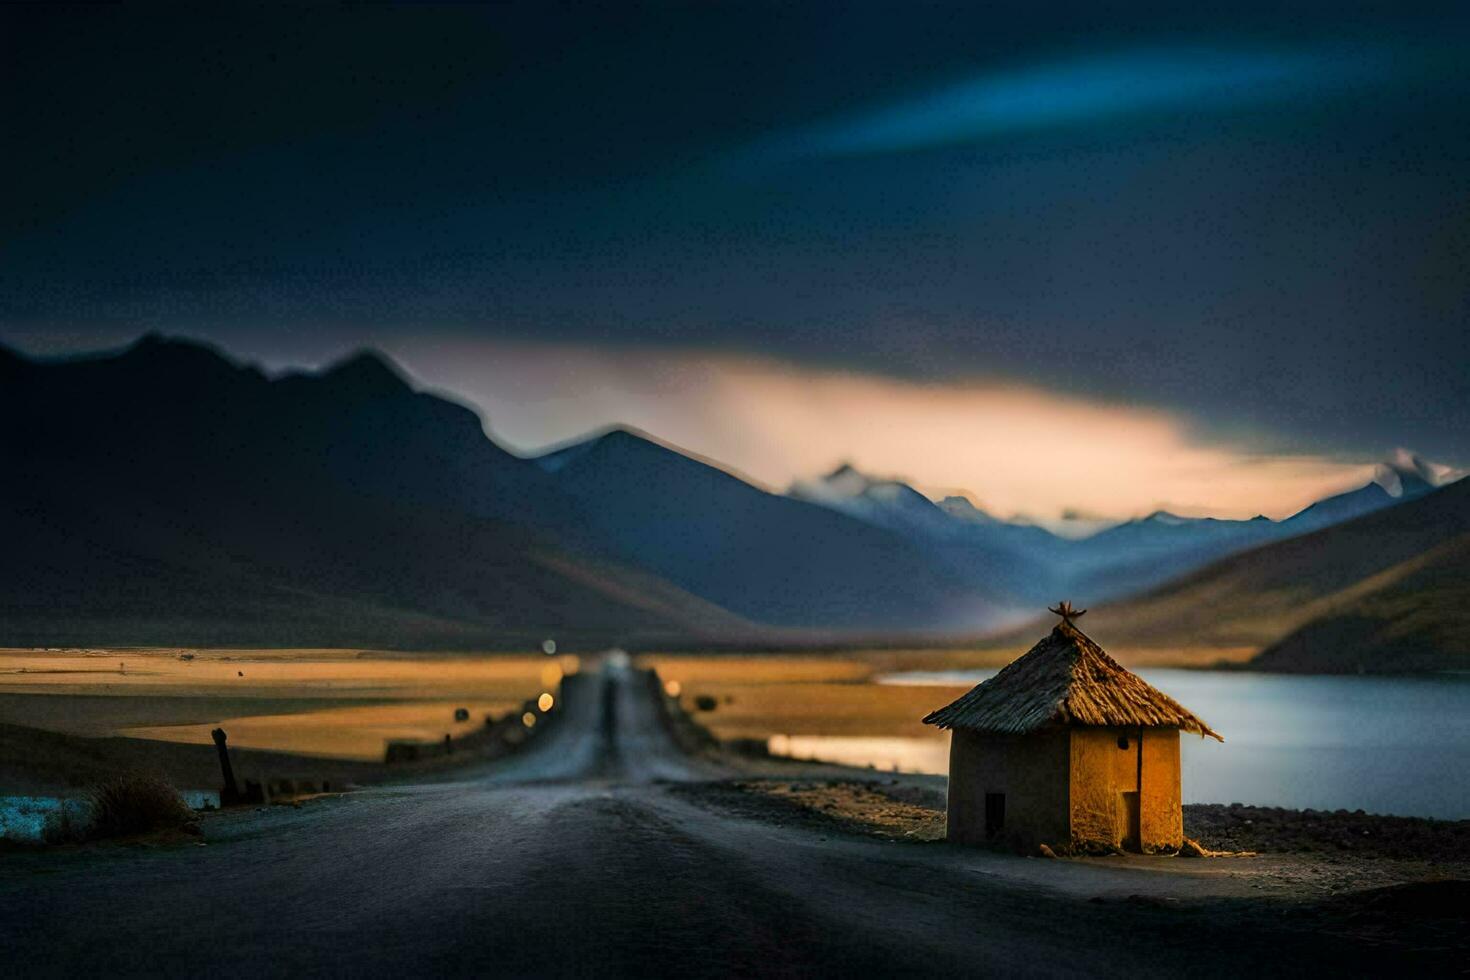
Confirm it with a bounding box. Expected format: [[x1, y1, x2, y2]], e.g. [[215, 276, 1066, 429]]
[[790, 463, 968, 538], [792, 462, 931, 504], [1374, 449, 1464, 498], [937, 495, 998, 525], [814, 462, 874, 499]]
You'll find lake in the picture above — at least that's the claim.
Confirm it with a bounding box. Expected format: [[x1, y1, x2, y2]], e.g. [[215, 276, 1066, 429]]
[[769, 669, 1470, 820]]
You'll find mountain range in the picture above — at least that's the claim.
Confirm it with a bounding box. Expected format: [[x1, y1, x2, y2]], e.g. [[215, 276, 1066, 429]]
[[0, 336, 1461, 657], [533, 430, 991, 632], [1079, 474, 1470, 673], [789, 455, 1446, 608], [0, 338, 746, 647]]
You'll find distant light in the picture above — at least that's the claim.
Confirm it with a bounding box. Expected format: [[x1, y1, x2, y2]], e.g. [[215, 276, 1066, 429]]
[[541, 639, 557, 656], [522, 712, 537, 728], [664, 680, 682, 698], [538, 692, 554, 712]]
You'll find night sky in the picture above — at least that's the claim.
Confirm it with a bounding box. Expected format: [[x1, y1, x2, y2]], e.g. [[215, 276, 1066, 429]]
[[4, 3, 1468, 516]]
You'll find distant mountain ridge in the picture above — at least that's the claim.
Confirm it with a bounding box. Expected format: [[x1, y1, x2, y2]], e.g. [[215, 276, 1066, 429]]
[[1080, 475, 1470, 673], [790, 463, 968, 540], [0, 336, 1460, 650], [0, 339, 997, 644], [786, 455, 1455, 608], [790, 463, 1073, 606], [534, 430, 995, 631], [0, 336, 750, 647]]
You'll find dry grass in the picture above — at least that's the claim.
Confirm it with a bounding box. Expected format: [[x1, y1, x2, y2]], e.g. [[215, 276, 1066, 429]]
[[44, 773, 195, 843], [119, 699, 526, 760], [86, 774, 195, 838], [0, 648, 568, 760], [679, 682, 969, 741], [638, 655, 874, 685], [639, 654, 962, 748], [0, 649, 561, 702]]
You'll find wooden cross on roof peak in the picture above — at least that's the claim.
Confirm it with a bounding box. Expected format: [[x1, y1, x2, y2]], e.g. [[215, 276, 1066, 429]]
[[1049, 600, 1087, 625]]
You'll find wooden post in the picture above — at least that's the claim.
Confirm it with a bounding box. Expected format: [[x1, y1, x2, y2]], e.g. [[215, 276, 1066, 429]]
[[212, 727, 241, 805]]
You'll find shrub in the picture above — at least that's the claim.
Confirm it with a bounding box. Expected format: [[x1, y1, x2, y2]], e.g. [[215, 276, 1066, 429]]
[[85, 774, 195, 840], [694, 694, 719, 712], [41, 804, 87, 845]]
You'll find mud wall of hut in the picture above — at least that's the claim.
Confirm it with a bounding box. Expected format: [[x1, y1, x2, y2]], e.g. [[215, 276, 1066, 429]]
[[1067, 727, 1182, 852], [947, 729, 1069, 850], [1139, 729, 1182, 851]]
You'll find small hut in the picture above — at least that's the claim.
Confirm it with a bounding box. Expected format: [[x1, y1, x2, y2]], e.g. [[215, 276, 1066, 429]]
[[923, 603, 1221, 854]]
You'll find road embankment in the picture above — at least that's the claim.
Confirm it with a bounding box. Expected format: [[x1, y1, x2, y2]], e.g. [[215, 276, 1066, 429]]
[[0, 675, 577, 830]]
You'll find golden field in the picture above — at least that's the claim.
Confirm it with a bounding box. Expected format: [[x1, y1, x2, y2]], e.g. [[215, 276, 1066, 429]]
[[0, 648, 572, 760], [0, 642, 1249, 764], [640, 654, 967, 746]]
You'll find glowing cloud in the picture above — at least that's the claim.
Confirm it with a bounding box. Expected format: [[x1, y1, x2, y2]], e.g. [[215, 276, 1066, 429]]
[[389, 341, 1375, 522]]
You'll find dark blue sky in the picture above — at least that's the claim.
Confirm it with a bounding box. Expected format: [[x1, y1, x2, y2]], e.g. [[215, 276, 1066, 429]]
[[4, 3, 1468, 466]]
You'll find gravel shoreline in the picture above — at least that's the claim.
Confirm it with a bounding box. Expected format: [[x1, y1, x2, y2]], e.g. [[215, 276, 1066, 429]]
[[1184, 803, 1470, 861]]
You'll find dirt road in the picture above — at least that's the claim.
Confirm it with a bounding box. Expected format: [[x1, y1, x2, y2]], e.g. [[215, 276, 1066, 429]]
[[0, 659, 1456, 977]]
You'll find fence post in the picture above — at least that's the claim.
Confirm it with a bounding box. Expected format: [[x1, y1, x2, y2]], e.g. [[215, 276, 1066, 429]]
[[211, 727, 241, 805]]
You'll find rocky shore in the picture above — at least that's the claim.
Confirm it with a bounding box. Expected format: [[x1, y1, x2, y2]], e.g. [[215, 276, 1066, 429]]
[[1183, 803, 1470, 862]]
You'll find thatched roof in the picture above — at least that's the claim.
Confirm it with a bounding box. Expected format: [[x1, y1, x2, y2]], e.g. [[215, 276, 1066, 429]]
[[923, 621, 1222, 740]]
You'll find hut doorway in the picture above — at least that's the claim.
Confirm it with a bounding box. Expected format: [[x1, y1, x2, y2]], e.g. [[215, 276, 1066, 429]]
[[1120, 792, 1141, 851], [984, 793, 1005, 840]]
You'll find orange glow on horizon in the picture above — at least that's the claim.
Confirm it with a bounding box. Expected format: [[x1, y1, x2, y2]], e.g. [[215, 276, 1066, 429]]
[[395, 341, 1377, 522]]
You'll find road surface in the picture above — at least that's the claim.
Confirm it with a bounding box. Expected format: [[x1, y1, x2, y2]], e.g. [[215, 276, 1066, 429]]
[[0, 659, 1445, 977]]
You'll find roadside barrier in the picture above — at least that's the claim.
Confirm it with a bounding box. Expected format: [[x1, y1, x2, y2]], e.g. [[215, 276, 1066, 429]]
[[645, 668, 722, 755], [383, 679, 568, 766]]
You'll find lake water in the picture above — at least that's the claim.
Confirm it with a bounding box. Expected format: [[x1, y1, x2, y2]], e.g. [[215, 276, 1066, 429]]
[[770, 670, 1470, 820]]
